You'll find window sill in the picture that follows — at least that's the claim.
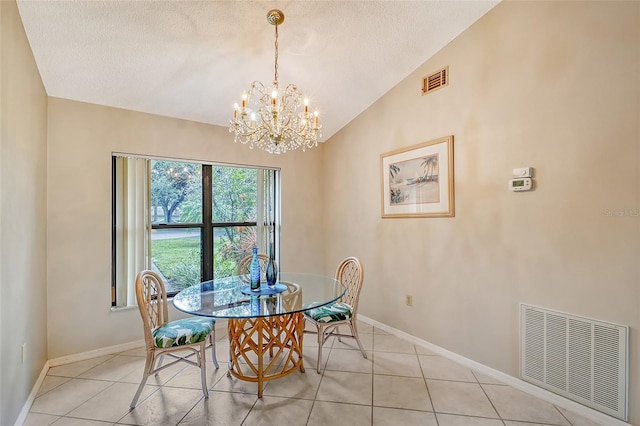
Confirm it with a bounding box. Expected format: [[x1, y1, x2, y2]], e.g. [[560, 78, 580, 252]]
[[110, 305, 138, 313]]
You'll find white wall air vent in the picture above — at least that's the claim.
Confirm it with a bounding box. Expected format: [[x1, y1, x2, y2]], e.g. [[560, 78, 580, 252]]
[[422, 66, 448, 95], [520, 304, 628, 421]]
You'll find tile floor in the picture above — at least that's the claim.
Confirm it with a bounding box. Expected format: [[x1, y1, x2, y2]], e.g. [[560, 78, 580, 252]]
[[25, 321, 608, 426]]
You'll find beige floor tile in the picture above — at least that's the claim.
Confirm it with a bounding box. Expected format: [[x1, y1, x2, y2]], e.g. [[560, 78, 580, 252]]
[[325, 348, 372, 373], [212, 371, 266, 395], [556, 407, 609, 426], [177, 390, 257, 426], [79, 355, 145, 382], [303, 320, 318, 333], [262, 368, 322, 399], [427, 380, 499, 418], [242, 396, 314, 425], [67, 382, 155, 422], [373, 406, 437, 426], [30, 378, 112, 416], [118, 386, 203, 426], [373, 352, 423, 377], [331, 329, 374, 351], [118, 359, 186, 386], [503, 421, 559, 426], [415, 344, 436, 355], [482, 384, 570, 425], [212, 338, 231, 363], [374, 334, 416, 354], [316, 370, 372, 405], [162, 360, 226, 390], [373, 374, 432, 411], [301, 342, 328, 372], [373, 327, 390, 335], [22, 412, 60, 426], [301, 332, 320, 348], [472, 370, 506, 385], [356, 320, 374, 334], [419, 355, 477, 382], [47, 355, 114, 378], [307, 401, 372, 426], [437, 413, 505, 426], [36, 375, 71, 397], [117, 346, 147, 357]]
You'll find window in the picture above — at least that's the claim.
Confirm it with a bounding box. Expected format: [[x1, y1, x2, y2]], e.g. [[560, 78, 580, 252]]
[[112, 155, 279, 307]]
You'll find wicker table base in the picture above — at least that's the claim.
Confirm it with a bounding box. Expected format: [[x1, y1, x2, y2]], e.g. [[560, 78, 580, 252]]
[[227, 312, 305, 397]]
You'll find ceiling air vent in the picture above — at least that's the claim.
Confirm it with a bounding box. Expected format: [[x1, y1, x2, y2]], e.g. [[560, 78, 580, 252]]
[[422, 66, 449, 95]]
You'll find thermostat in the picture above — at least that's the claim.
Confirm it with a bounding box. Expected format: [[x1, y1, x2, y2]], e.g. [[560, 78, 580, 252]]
[[512, 167, 533, 178], [509, 178, 532, 191]]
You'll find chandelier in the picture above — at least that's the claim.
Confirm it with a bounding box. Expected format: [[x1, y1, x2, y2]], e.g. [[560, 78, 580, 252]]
[[230, 9, 322, 154]]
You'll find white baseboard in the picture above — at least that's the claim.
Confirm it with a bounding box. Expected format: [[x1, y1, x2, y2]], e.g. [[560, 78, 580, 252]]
[[48, 339, 145, 367], [14, 339, 145, 426], [358, 315, 630, 426], [14, 360, 49, 426]]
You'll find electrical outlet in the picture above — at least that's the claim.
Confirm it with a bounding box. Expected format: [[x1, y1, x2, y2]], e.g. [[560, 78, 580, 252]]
[[21, 343, 26, 363], [406, 295, 413, 307]]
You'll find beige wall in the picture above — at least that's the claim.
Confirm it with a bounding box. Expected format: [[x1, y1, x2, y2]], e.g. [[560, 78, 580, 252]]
[[4, 0, 639, 424], [323, 1, 639, 423], [46, 98, 325, 359], [0, 1, 48, 424]]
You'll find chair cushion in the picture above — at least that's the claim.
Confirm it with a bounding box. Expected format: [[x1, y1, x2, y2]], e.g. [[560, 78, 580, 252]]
[[153, 317, 215, 348], [304, 302, 352, 323]]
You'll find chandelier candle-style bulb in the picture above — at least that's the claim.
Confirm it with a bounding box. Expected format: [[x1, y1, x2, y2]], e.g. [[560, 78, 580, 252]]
[[229, 9, 322, 154]]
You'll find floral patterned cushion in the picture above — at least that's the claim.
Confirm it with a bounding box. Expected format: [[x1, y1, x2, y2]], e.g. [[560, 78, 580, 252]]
[[153, 317, 215, 348], [304, 302, 352, 323]]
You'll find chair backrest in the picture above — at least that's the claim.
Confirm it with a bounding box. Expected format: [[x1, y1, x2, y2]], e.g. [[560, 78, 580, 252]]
[[237, 253, 272, 283], [281, 281, 302, 311], [135, 270, 169, 349], [336, 257, 364, 316]]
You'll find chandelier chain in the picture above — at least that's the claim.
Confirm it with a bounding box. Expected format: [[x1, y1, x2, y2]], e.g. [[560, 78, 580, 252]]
[[273, 24, 279, 85]]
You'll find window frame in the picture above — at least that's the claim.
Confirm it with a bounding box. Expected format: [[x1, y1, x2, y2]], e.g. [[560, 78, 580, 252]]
[[111, 153, 280, 306]]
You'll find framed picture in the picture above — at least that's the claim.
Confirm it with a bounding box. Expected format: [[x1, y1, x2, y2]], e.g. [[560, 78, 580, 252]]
[[380, 135, 454, 218]]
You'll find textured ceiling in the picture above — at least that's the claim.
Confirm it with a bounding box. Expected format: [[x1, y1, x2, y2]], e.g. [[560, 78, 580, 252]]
[[17, 1, 499, 141]]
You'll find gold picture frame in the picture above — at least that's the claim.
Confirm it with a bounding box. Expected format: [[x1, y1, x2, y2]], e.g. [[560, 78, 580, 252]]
[[380, 135, 454, 218]]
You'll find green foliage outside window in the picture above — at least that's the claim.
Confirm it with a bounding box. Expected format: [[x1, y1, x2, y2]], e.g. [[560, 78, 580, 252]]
[[150, 162, 261, 292], [151, 161, 201, 224]]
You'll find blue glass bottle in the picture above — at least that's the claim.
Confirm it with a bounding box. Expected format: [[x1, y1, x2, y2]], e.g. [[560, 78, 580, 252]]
[[266, 242, 278, 287], [250, 247, 261, 291], [250, 295, 260, 315]]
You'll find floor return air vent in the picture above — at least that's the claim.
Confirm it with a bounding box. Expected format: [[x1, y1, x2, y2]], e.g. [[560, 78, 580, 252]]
[[520, 304, 628, 421]]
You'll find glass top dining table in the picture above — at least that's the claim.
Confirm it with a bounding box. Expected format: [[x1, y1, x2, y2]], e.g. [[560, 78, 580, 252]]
[[172, 272, 345, 319]]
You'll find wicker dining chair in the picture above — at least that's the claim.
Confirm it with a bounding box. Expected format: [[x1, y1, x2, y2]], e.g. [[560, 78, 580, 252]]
[[130, 270, 219, 409], [303, 257, 367, 373]]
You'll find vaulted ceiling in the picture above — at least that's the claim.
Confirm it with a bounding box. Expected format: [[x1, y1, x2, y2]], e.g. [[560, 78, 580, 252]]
[[17, 1, 499, 141]]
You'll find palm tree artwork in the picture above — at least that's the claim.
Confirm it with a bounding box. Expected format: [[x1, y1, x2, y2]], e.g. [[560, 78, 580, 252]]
[[420, 154, 439, 183], [388, 154, 440, 206]]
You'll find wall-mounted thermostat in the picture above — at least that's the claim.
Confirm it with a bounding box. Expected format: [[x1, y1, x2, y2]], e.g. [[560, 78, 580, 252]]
[[513, 167, 532, 178], [509, 177, 532, 191]]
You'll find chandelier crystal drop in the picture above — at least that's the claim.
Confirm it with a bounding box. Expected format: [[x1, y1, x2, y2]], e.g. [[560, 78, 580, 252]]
[[230, 9, 321, 154]]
